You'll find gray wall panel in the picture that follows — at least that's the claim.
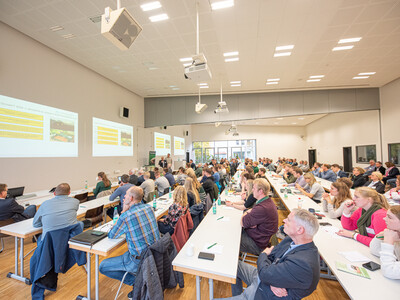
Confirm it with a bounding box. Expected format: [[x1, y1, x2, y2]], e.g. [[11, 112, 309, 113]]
[[258, 93, 280, 117], [356, 88, 380, 110], [155, 98, 171, 126], [170, 97, 187, 125], [303, 91, 329, 114], [329, 89, 356, 112], [237, 94, 259, 120], [279, 92, 304, 116]]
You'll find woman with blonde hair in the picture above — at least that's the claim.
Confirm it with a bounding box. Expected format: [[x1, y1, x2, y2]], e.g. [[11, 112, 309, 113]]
[[184, 177, 201, 207], [370, 205, 400, 279], [363, 171, 385, 194], [297, 173, 324, 203], [158, 186, 188, 235], [337, 187, 389, 246], [93, 171, 111, 198], [351, 167, 367, 188], [186, 168, 206, 203], [322, 181, 355, 219], [226, 179, 257, 211]]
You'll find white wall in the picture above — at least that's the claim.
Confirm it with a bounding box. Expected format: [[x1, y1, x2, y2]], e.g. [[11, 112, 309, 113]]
[[0, 23, 144, 192], [305, 110, 381, 167], [191, 125, 307, 161], [380, 77, 400, 163]]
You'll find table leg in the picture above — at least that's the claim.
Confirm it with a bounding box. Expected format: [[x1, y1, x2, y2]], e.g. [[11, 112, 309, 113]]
[[87, 253, 91, 300], [196, 276, 201, 300], [20, 238, 24, 277], [209, 278, 214, 300], [6, 237, 31, 285], [15, 237, 18, 274], [95, 254, 99, 300]]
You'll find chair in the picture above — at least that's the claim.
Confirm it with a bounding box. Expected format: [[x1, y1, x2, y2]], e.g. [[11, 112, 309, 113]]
[[0, 218, 15, 253], [97, 189, 112, 198], [74, 192, 88, 203], [241, 234, 278, 264], [83, 205, 104, 229], [204, 194, 213, 214], [145, 190, 158, 204], [171, 211, 193, 253]]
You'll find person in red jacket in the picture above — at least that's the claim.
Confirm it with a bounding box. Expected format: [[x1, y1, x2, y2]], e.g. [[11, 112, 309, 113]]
[[337, 187, 389, 246]]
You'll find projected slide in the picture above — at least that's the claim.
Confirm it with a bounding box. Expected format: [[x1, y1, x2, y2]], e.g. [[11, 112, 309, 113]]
[[0, 94, 78, 157], [92, 117, 133, 157], [174, 136, 185, 156], [154, 132, 171, 156]]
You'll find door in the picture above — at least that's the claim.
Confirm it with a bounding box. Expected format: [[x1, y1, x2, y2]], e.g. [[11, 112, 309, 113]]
[[186, 151, 190, 163], [308, 149, 316, 168], [343, 147, 353, 173], [204, 148, 214, 162], [216, 147, 228, 161], [231, 147, 243, 160]]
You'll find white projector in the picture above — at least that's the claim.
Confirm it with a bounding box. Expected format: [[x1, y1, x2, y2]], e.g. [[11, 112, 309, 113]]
[[214, 101, 229, 113], [101, 7, 142, 50], [195, 103, 208, 114], [184, 63, 212, 82]]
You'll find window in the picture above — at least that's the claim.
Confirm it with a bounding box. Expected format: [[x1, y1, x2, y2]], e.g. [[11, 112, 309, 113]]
[[191, 139, 256, 164], [388, 143, 400, 166], [356, 145, 376, 163]]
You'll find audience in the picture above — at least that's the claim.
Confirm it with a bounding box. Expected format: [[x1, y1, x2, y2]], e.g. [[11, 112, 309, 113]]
[[154, 170, 170, 196], [282, 164, 296, 184], [370, 205, 400, 279], [351, 167, 367, 188], [240, 179, 278, 255], [338, 177, 354, 189], [184, 178, 201, 208], [212, 165, 221, 183], [317, 164, 337, 182], [139, 172, 155, 200], [107, 174, 133, 219], [194, 163, 203, 177], [364, 160, 377, 175], [202, 167, 217, 201], [176, 167, 187, 186], [376, 161, 386, 176], [337, 187, 389, 246], [331, 164, 348, 179], [137, 169, 145, 185], [311, 162, 321, 176], [383, 162, 400, 184], [255, 167, 267, 179], [186, 168, 207, 204], [163, 167, 176, 187], [93, 171, 111, 198], [322, 182, 354, 219], [128, 169, 139, 185], [226, 179, 257, 211], [364, 171, 385, 194], [297, 173, 325, 203], [288, 167, 307, 188], [0, 183, 36, 222]]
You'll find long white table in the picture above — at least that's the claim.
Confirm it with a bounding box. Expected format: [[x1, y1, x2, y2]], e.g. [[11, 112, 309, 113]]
[[172, 191, 243, 300], [68, 195, 174, 300], [0, 195, 120, 284], [265, 172, 400, 299]]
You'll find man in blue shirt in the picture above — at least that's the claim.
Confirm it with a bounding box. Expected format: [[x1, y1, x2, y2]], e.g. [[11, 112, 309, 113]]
[[317, 164, 337, 182], [106, 174, 133, 219], [163, 168, 176, 186], [99, 186, 160, 286]]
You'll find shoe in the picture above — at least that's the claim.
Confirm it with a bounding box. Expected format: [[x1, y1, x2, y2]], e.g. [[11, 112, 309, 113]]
[[127, 290, 133, 300]]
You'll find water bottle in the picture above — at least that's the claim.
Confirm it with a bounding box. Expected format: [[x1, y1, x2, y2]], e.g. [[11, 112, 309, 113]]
[[112, 207, 119, 225], [212, 199, 217, 214], [217, 192, 221, 206], [153, 194, 157, 210], [169, 187, 172, 199], [284, 187, 288, 198], [84, 180, 88, 189]]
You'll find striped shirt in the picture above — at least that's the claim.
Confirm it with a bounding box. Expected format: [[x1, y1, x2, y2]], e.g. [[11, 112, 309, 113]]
[[108, 202, 160, 256]]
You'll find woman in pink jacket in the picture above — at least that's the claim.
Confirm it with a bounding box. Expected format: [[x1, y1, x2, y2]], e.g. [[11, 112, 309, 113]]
[[337, 187, 390, 246]]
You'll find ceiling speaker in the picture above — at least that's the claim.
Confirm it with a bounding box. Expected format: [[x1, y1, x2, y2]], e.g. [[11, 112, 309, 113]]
[[101, 7, 142, 50]]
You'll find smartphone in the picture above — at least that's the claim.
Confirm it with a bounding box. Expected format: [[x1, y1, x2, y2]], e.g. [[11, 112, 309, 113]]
[[308, 208, 316, 214], [198, 252, 215, 261], [319, 222, 332, 226], [91, 231, 105, 236], [362, 261, 380, 271]]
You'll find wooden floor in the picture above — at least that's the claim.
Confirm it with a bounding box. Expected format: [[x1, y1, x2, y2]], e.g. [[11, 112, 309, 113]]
[[0, 199, 350, 299]]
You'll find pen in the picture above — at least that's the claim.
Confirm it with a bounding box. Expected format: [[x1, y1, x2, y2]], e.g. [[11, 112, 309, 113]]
[[207, 242, 217, 249], [376, 235, 384, 239], [217, 216, 224, 220]]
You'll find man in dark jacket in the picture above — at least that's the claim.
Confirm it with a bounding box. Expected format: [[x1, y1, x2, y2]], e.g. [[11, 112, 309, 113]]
[[202, 167, 216, 201], [0, 183, 36, 222], [221, 209, 320, 300], [128, 169, 139, 185]]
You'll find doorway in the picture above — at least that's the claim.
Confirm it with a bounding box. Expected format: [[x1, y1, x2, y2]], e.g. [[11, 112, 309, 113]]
[[308, 149, 316, 168], [343, 147, 353, 173]]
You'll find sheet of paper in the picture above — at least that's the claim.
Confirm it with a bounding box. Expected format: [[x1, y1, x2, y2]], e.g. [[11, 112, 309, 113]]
[[203, 243, 223, 254], [339, 251, 371, 263], [223, 206, 235, 210], [321, 226, 345, 239]]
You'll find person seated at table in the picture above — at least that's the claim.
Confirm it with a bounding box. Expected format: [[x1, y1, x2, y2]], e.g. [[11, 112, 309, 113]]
[[186, 168, 207, 204], [255, 167, 267, 179], [283, 165, 296, 184], [154, 170, 170, 196], [0, 183, 36, 222], [287, 167, 307, 188], [174, 167, 186, 186], [337, 187, 389, 246], [184, 178, 201, 208], [383, 162, 400, 184], [226, 179, 257, 211], [384, 175, 400, 203], [245, 166, 255, 177], [212, 165, 221, 184], [370, 205, 400, 279], [99, 186, 160, 288], [218, 164, 227, 177], [93, 171, 111, 198], [311, 162, 322, 176], [240, 179, 278, 255], [364, 171, 385, 194], [128, 168, 139, 185], [317, 164, 337, 182], [136, 169, 145, 186], [202, 167, 217, 201], [338, 177, 353, 189], [364, 160, 377, 176], [252, 161, 259, 174], [376, 161, 386, 176], [331, 164, 348, 179], [220, 209, 320, 300], [33, 183, 80, 238], [350, 167, 367, 188], [322, 182, 354, 219], [296, 173, 325, 203], [194, 164, 203, 178], [163, 167, 176, 187], [158, 186, 189, 236], [139, 172, 155, 201], [106, 174, 134, 219]]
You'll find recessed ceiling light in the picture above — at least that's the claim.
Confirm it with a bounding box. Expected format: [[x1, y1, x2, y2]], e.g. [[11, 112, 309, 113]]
[[211, 0, 234, 10], [183, 63, 192, 67], [338, 37, 362, 44], [276, 118, 283, 120], [61, 33, 75, 39], [180, 57, 192, 62], [332, 45, 354, 51], [267, 78, 280, 82], [230, 81, 241, 84], [172, 87, 180, 90], [149, 13, 169, 22], [353, 76, 369, 79], [298, 117, 305, 120], [309, 75, 324, 79], [225, 57, 239, 62], [224, 51, 239, 57], [169, 85, 176, 88], [266, 82, 279, 85], [197, 83, 208, 86], [358, 72, 376, 75], [141, 1, 162, 11], [199, 85, 209, 89], [307, 79, 321, 82], [274, 52, 291, 57], [148, 67, 158, 70], [275, 45, 294, 51], [50, 25, 64, 32], [231, 84, 241, 87], [273, 122, 279, 125], [291, 122, 297, 125]]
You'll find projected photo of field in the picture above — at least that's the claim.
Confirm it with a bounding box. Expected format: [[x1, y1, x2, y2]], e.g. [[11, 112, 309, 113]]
[[120, 131, 132, 146], [165, 138, 171, 149], [50, 119, 75, 143]]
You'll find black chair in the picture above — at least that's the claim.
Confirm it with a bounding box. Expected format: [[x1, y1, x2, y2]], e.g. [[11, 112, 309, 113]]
[[83, 205, 104, 229], [74, 192, 88, 203]]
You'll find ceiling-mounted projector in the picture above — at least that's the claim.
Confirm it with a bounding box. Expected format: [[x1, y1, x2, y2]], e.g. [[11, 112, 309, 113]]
[[233, 132, 239, 136], [101, 7, 142, 50], [184, 53, 212, 82], [214, 101, 229, 113], [195, 102, 208, 114]]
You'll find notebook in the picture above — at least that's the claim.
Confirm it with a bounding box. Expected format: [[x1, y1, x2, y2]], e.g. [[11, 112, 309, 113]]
[[69, 230, 108, 246]]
